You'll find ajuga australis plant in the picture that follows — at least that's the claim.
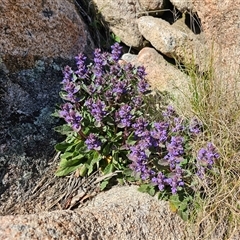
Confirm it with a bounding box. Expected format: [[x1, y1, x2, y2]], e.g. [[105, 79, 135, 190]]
[[54, 43, 219, 220]]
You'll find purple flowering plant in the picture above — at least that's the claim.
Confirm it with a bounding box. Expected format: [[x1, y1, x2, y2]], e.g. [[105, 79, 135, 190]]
[[54, 43, 219, 220], [54, 43, 150, 180]]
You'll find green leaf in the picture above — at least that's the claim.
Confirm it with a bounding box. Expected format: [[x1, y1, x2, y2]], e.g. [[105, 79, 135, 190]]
[[71, 153, 85, 161], [88, 151, 102, 175], [55, 165, 80, 177], [179, 158, 188, 166], [79, 164, 88, 177], [100, 180, 109, 190], [126, 132, 137, 145], [81, 83, 91, 94], [54, 124, 73, 135], [102, 143, 111, 156], [103, 163, 114, 175], [94, 121, 101, 128], [51, 110, 60, 118], [169, 195, 181, 213], [148, 186, 156, 196], [60, 151, 74, 160], [59, 155, 84, 168], [138, 184, 149, 193], [111, 33, 121, 43], [178, 210, 189, 221], [55, 142, 72, 152]]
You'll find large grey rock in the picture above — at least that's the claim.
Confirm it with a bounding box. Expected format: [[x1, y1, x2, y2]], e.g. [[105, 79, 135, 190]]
[[137, 16, 207, 70], [192, 0, 240, 82], [0, 186, 191, 239], [122, 47, 189, 94], [92, 0, 166, 48], [1, 185, 239, 239], [0, 0, 93, 72], [0, 59, 72, 212]]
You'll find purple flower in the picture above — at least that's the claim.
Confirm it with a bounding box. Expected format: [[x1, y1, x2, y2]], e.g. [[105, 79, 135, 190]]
[[132, 96, 143, 108], [88, 99, 107, 123], [112, 81, 127, 96], [85, 133, 101, 150], [59, 103, 73, 118], [162, 106, 176, 118], [196, 143, 219, 178], [132, 117, 149, 137], [75, 53, 87, 78], [136, 66, 147, 78], [165, 167, 184, 194], [94, 76, 106, 91], [110, 63, 122, 75], [93, 48, 105, 78], [111, 42, 122, 61], [151, 172, 166, 191], [116, 104, 133, 128], [150, 122, 169, 143], [61, 66, 74, 84], [59, 103, 82, 131], [128, 145, 148, 162], [128, 148, 153, 181], [123, 62, 134, 72], [164, 136, 184, 169], [137, 79, 149, 93], [105, 89, 114, 102], [167, 136, 184, 157], [63, 81, 80, 102], [129, 160, 152, 180]]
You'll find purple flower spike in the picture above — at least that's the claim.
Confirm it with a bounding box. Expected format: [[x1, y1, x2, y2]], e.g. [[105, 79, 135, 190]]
[[91, 100, 107, 123], [196, 143, 219, 178], [116, 104, 133, 128], [167, 136, 184, 157], [63, 82, 80, 103], [150, 122, 169, 143], [111, 42, 122, 61], [137, 79, 149, 93], [75, 53, 87, 78], [132, 117, 149, 137], [59, 103, 82, 131], [112, 81, 127, 96], [93, 48, 105, 78], [165, 167, 184, 194], [62, 66, 74, 84], [162, 106, 176, 118], [85, 133, 101, 150], [151, 172, 166, 191], [59, 103, 73, 119], [136, 66, 147, 78], [164, 136, 184, 170]]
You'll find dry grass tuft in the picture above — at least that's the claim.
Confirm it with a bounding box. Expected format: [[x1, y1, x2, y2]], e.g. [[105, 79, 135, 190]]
[[176, 50, 240, 239]]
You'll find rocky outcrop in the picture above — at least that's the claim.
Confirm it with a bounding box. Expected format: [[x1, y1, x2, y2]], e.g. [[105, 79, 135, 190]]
[[1, 185, 239, 239], [94, 0, 240, 84], [0, 186, 192, 240], [92, 0, 167, 48], [137, 16, 207, 69], [191, 0, 240, 81], [0, 0, 94, 216], [0, 0, 93, 71], [122, 47, 189, 93]]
